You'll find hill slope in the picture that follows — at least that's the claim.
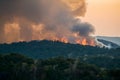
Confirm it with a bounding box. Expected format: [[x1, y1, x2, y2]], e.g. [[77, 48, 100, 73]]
[[97, 36, 120, 46], [97, 39, 120, 48], [0, 40, 120, 59]]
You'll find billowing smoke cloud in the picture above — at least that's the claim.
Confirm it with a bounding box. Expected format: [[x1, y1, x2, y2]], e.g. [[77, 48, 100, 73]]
[[72, 22, 95, 37], [0, 0, 95, 45]]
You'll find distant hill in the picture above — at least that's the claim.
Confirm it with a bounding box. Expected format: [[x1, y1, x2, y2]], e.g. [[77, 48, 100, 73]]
[[0, 40, 120, 59], [97, 36, 120, 46], [97, 39, 120, 48]]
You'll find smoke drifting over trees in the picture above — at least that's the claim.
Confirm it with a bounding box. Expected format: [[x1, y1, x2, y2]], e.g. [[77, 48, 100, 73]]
[[0, 0, 95, 44]]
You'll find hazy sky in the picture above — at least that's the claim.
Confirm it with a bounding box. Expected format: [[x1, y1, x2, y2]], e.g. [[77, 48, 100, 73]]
[[82, 0, 120, 37]]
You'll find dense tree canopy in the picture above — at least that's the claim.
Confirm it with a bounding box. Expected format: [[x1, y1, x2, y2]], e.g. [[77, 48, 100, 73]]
[[0, 53, 120, 80]]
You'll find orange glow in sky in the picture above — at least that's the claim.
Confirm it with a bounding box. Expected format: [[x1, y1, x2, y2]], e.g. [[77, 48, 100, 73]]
[[82, 0, 120, 37], [0, 0, 119, 43]]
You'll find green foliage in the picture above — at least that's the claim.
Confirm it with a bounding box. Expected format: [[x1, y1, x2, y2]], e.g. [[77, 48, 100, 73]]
[[0, 53, 34, 80], [1, 40, 119, 59], [79, 55, 120, 69], [0, 53, 120, 80]]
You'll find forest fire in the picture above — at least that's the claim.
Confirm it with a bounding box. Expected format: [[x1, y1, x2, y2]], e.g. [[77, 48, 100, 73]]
[[60, 37, 68, 43], [81, 38, 87, 45], [50, 36, 96, 46], [0, 0, 97, 46], [52, 37, 68, 43], [75, 38, 96, 46]]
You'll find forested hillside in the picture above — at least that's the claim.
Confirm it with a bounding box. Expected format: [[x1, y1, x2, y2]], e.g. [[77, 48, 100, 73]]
[[0, 53, 120, 80], [0, 40, 120, 69], [0, 41, 120, 79], [0, 40, 120, 59]]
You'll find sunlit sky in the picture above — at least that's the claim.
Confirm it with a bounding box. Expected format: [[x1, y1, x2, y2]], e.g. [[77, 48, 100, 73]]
[[82, 0, 120, 37]]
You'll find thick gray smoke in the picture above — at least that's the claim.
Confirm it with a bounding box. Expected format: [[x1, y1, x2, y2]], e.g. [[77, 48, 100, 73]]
[[0, 0, 95, 44], [72, 22, 95, 37]]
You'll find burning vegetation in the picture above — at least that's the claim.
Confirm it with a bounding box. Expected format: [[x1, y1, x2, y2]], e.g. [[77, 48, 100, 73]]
[[0, 0, 97, 46]]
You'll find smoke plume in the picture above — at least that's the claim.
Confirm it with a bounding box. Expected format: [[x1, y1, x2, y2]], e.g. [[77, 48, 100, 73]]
[[0, 0, 95, 45], [72, 22, 95, 37]]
